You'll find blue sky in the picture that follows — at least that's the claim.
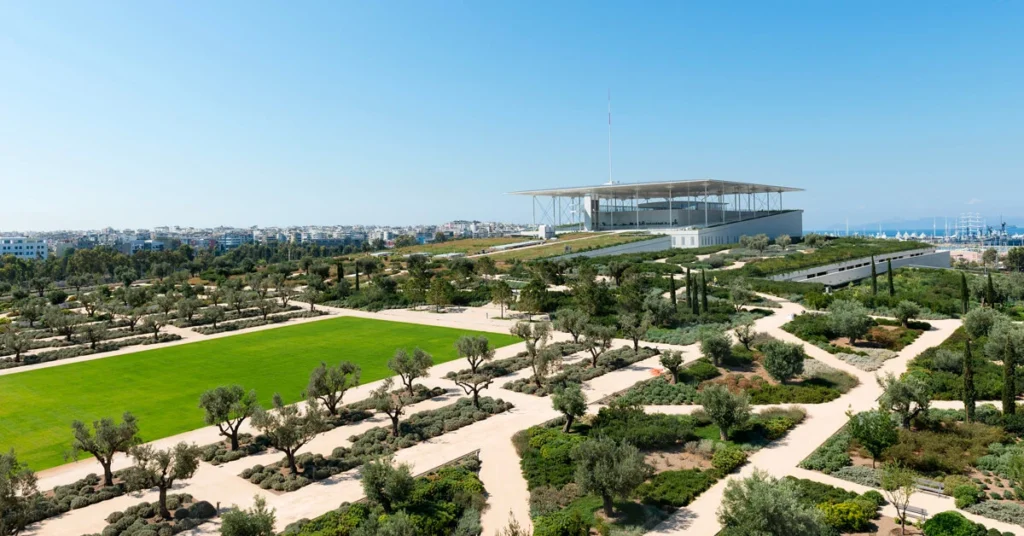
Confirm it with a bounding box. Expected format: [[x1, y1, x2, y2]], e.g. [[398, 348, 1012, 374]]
[[1, 2, 1022, 231]]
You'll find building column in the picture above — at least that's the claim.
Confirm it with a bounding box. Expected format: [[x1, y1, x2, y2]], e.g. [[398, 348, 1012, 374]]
[[704, 184, 708, 226], [668, 188, 673, 228]]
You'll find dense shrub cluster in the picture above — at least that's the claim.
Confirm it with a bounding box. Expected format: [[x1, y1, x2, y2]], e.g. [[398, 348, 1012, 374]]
[[281, 455, 486, 536], [923, 511, 1015, 536], [199, 433, 274, 465], [964, 501, 1024, 528], [81, 494, 216, 536], [909, 327, 1022, 401], [798, 429, 852, 474], [615, 376, 701, 405], [24, 472, 128, 525], [633, 469, 716, 507]]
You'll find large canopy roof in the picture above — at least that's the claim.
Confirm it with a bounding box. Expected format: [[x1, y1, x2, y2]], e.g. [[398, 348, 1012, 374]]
[[509, 179, 803, 200]]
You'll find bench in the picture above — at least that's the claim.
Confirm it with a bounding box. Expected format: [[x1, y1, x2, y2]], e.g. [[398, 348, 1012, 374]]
[[905, 505, 928, 521], [915, 478, 945, 496]]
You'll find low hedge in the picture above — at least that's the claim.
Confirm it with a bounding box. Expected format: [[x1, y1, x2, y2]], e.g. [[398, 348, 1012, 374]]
[[192, 310, 327, 335], [24, 472, 128, 525], [0, 333, 181, 370], [444, 341, 583, 381], [239, 397, 512, 492], [634, 469, 717, 507], [82, 494, 216, 536], [503, 346, 659, 397]]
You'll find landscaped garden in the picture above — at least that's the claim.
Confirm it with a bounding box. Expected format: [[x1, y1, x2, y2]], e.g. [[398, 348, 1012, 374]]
[[783, 299, 929, 371], [516, 403, 806, 535], [612, 334, 858, 406], [0, 316, 519, 470]]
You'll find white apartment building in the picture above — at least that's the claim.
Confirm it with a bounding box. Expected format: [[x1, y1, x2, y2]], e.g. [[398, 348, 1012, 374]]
[[0, 237, 48, 260]]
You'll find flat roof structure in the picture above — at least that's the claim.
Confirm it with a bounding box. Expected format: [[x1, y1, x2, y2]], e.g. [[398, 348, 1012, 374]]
[[509, 179, 803, 200]]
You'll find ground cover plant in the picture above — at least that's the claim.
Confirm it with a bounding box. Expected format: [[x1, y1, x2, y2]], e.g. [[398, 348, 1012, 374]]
[[280, 454, 486, 536], [239, 396, 512, 492], [81, 493, 216, 536], [517, 405, 804, 535], [21, 471, 130, 525], [0, 316, 519, 470], [487, 233, 651, 263]]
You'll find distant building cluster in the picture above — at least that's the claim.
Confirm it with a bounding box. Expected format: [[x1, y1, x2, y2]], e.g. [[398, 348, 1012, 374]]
[[0, 220, 530, 259]]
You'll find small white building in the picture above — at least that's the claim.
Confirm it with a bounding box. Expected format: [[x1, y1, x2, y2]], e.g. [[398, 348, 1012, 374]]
[[0, 237, 48, 260]]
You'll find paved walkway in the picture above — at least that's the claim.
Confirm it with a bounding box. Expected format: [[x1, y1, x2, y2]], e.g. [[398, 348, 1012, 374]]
[[18, 293, 1024, 536]]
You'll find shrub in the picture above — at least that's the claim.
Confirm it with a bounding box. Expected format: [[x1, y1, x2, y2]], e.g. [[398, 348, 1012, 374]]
[[615, 376, 700, 405], [819, 501, 872, 532], [831, 465, 881, 488], [798, 429, 852, 474], [860, 490, 885, 507], [953, 484, 983, 508], [712, 448, 747, 474], [681, 359, 721, 383], [634, 469, 716, 507], [532, 508, 591, 536], [590, 406, 694, 450], [964, 501, 1024, 529]]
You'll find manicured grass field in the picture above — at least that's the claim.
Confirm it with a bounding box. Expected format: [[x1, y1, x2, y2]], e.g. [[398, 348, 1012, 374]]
[[0, 316, 520, 471], [486, 233, 650, 262]]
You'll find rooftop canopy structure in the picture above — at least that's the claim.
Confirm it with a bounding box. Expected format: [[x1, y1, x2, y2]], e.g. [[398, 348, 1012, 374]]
[[509, 179, 803, 233]]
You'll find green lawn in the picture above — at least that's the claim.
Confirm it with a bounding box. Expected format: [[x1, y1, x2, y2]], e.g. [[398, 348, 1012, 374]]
[[0, 316, 520, 471]]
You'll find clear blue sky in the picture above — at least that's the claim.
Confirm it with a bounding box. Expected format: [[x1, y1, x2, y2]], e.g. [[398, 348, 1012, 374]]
[[2, 2, 1022, 231]]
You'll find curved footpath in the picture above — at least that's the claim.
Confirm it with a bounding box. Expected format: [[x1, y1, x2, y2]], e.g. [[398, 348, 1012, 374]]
[[15, 296, 1024, 536]]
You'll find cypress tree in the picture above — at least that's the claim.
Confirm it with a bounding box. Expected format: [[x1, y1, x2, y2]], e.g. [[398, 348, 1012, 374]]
[[887, 259, 895, 297], [986, 271, 996, 306], [688, 268, 698, 315], [964, 339, 976, 423], [700, 270, 709, 313], [669, 272, 677, 310], [337, 261, 345, 280], [960, 272, 969, 314], [1004, 344, 1017, 416], [354, 263, 360, 291], [870, 255, 878, 296]]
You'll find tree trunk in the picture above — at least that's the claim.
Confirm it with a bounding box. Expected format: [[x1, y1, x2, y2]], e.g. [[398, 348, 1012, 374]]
[[158, 486, 170, 519], [602, 493, 614, 517], [632, 338, 639, 351], [563, 415, 574, 433], [390, 415, 400, 436], [230, 432, 239, 451], [287, 451, 299, 475], [719, 428, 728, 441], [472, 389, 480, 409], [102, 461, 114, 487]]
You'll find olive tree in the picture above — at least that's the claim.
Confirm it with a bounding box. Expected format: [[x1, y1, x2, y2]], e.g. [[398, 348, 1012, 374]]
[[581, 323, 615, 368], [618, 312, 652, 352], [893, 301, 920, 328], [490, 280, 513, 318], [0, 449, 37, 536], [827, 299, 872, 344], [251, 394, 327, 474], [70, 412, 140, 486], [371, 378, 406, 437], [220, 495, 276, 536], [718, 470, 829, 536], [760, 340, 805, 384], [964, 306, 999, 340], [734, 319, 757, 350], [198, 385, 260, 451], [985, 319, 1023, 415], [141, 315, 166, 342], [1, 330, 29, 363], [124, 442, 202, 519], [699, 384, 750, 441], [453, 370, 493, 409], [571, 436, 651, 517], [388, 348, 433, 395], [455, 335, 494, 374], [552, 383, 587, 432], [877, 372, 931, 428], [700, 328, 732, 366], [511, 321, 552, 387], [553, 308, 589, 343], [204, 305, 225, 329], [659, 351, 683, 384], [775, 234, 792, 250], [304, 361, 361, 415], [360, 457, 414, 514]]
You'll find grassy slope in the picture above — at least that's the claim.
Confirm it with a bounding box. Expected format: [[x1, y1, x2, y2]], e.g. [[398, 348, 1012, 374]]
[[487, 233, 649, 262], [0, 316, 519, 471]]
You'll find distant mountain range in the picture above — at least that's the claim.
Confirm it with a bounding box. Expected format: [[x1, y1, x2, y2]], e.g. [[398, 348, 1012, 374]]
[[815, 216, 1023, 233]]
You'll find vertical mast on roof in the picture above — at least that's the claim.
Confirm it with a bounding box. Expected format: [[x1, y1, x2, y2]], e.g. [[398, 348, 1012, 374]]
[[606, 90, 613, 185]]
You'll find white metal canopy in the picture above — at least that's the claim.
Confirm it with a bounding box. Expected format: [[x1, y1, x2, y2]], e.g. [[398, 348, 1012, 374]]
[[508, 179, 802, 200]]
